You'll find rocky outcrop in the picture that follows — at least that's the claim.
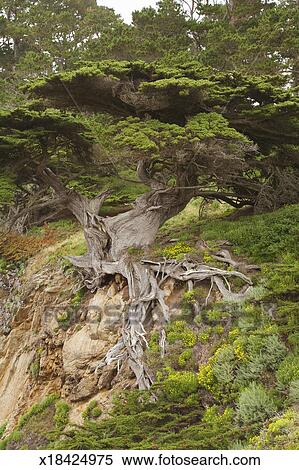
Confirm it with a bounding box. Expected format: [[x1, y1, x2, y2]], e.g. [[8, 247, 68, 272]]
[[0, 239, 187, 433]]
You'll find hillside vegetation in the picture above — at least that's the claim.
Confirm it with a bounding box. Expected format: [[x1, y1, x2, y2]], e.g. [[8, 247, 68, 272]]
[[0, 0, 298, 451], [0, 203, 298, 449]]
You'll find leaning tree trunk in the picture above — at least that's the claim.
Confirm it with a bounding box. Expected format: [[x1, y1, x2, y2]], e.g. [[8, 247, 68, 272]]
[[40, 167, 252, 389]]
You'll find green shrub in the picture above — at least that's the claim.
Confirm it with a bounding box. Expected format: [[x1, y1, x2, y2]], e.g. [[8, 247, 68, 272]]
[[276, 353, 299, 389], [180, 290, 198, 320], [148, 331, 160, 352], [202, 406, 233, 427], [167, 321, 197, 347], [54, 401, 70, 431], [29, 357, 40, 380], [71, 289, 85, 307], [198, 326, 212, 343], [178, 349, 193, 368], [0, 257, 8, 273], [288, 332, 299, 350], [289, 380, 299, 404], [213, 325, 225, 335], [57, 310, 71, 328], [212, 344, 236, 386], [249, 409, 299, 450], [197, 342, 241, 398], [236, 335, 287, 385], [237, 383, 277, 424], [17, 394, 58, 431], [198, 363, 216, 393], [158, 242, 194, 260], [163, 371, 198, 401], [182, 291, 197, 303], [82, 400, 102, 421], [260, 336, 288, 368], [206, 309, 230, 322]]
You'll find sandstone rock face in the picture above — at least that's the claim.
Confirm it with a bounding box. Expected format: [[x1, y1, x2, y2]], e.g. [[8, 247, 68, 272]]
[[88, 286, 124, 330], [69, 374, 99, 402], [163, 278, 184, 318], [0, 244, 183, 432], [0, 349, 35, 423], [97, 364, 117, 390], [62, 325, 113, 375]]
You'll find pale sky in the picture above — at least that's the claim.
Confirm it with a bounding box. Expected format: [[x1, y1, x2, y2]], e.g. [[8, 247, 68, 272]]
[[97, 0, 158, 23]]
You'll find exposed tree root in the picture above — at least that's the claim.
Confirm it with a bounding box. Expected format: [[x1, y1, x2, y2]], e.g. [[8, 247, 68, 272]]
[[94, 257, 252, 390]]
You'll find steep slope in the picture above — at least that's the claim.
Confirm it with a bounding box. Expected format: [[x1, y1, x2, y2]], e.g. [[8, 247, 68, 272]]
[[0, 203, 298, 449]]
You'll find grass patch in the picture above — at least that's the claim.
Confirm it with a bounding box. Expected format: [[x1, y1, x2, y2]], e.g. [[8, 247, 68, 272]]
[[200, 205, 299, 263]]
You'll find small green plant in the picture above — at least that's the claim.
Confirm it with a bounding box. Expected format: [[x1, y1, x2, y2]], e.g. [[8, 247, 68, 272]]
[[158, 242, 194, 260], [71, 289, 85, 307], [178, 349, 193, 368], [289, 380, 299, 404], [181, 290, 198, 320], [203, 251, 214, 264], [213, 325, 225, 335], [54, 401, 70, 431], [288, 332, 299, 350], [276, 353, 299, 390], [57, 310, 71, 328], [82, 400, 102, 421], [235, 334, 287, 386], [148, 331, 160, 352], [198, 326, 212, 343], [0, 257, 8, 273], [212, 344, 237, 387], [207, 309, 229, 322], [249, 409, 299, 450], [198, 363, 215, 393], [237, 383, 277, 424], [162, 370, 198, 401], [29, 360, 40, 381], [202, 406, 233, 427], [182, 290, 196, 303], [167, 321, 197, 347]]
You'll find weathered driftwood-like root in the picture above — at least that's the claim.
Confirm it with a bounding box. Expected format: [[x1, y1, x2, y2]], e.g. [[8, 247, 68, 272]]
[[212, 249, 260, 274], [94, 257, 253, 390], [95, 260, 169, 389]]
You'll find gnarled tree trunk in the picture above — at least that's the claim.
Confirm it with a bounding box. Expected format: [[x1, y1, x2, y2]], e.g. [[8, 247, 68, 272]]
[[40, 166, 252, 389]]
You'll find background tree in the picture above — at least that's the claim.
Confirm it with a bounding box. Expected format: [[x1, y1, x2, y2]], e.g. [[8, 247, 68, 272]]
[[0, 0, 125, 107], [2, 0, 298, 109], [188, 0, 299, 81], [119, 0, 192, 61]]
